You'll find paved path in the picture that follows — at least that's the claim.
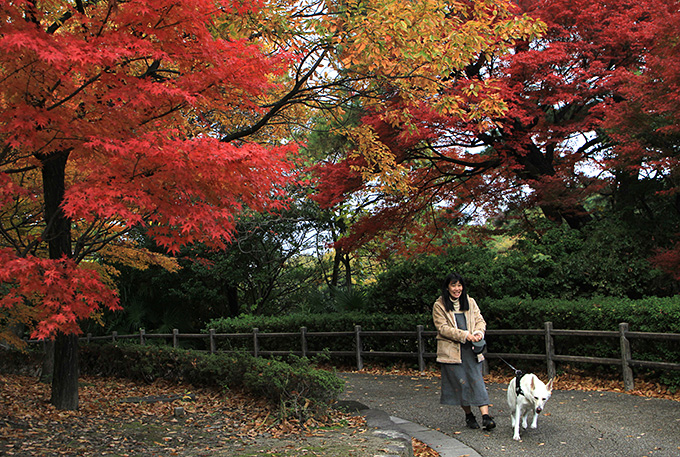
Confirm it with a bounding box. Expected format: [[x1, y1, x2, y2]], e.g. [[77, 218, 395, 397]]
[[339, 372, 680, 457]]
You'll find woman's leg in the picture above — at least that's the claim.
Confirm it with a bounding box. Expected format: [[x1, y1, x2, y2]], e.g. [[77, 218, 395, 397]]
[[479, 404, 496, 429], [462, 406, 479, 428]]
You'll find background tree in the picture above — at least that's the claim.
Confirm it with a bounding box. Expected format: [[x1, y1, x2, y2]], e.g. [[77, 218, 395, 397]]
[[101, 198, 328, 333]]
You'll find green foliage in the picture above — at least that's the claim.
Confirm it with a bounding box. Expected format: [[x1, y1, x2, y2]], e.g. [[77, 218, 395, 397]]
[[359, 219, 678, 317], [244, 356, 344, 421], [363, 255, 449, 314], [297, 286, 370, 314], [99, 202, 332, 336], [78, 343, 343, 420], [205, 297, 680, 388], [482, 296, 680, 388], [206, 311, 433, 362]]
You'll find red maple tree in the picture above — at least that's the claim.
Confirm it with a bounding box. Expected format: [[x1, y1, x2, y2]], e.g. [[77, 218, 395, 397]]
[[0, 0, 295, 409], [312, 0, 680, 262]]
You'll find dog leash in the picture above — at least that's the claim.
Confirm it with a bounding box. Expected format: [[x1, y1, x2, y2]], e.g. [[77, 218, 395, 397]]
[[499, 357, 526, 397]]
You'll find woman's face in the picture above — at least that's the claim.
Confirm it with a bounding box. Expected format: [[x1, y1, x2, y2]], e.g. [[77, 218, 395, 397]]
[[448, 281, 463, 300]]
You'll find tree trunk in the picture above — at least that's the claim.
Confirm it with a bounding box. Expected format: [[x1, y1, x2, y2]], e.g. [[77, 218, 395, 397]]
[[40, 149, 78, 410], [40, 340, 54, 384], [41, 149, 72, 260], [330, 248, 342, 288], [342, 252, 352, 290], [226, 284, 239, 317], [50, 333, 80, 410]]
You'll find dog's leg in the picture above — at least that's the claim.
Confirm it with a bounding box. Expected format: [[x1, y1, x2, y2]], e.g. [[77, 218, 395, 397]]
[[530, 410, 539, 429], [513, 403, 522, 441], [507, 379, 517, 429], [521, 407, 529, 429]]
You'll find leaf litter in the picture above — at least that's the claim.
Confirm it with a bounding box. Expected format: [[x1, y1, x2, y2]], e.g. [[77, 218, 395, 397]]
[[4, 364, 676, 456], [0, 373, 438, 456]]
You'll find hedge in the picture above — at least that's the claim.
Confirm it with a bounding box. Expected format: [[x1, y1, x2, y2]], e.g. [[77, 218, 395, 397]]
[[77, 343, 344, 420], [205, 296, 680, 387]]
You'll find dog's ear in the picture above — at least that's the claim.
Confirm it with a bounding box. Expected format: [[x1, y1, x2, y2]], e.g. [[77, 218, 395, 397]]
[[530, 375, 535, 389], [546, 378, 554, 392]]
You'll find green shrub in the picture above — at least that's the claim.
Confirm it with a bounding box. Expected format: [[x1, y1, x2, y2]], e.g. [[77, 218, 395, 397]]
[[79, 343, 343, 419], [206, 311, 434, 357], [204, 297, 680, 388], [244, 355, 343, 421]]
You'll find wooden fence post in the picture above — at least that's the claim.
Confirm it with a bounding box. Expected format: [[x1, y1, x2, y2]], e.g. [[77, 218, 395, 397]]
[[253, 328, 259, 357], [544, 322, 556, 380], [173, 329, 179, 348], [355, 325, 363, 370], [87, 333, 92, 344], [301, 327, 308, 358], [619, 322, 635, 391], [139, 328, 146, 346], [112, 331, 117, 342], [417, 325, 425, 373], [209, 329, 216, 354]]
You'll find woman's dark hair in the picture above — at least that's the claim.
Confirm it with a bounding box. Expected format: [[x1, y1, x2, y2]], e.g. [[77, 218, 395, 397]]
[[441, 272, 469, 312]]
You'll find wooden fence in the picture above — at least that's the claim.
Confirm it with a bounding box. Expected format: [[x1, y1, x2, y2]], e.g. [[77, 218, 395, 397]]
[[71, 322, 680, 391]]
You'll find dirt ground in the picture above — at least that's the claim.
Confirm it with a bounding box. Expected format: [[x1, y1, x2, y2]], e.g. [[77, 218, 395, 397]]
[[5, 364, 674, 457], [0, 374, 410, 457]]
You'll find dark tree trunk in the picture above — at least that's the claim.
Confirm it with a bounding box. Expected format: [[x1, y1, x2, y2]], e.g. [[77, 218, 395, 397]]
[[330, 248, 342, 288], [226, 284, 239, 317], [41, 150, 72, 260], [50, 333, 79, 410], [40, 340, 54, 384], [40, 149, 78, 410], [342, 252, 352, 290]]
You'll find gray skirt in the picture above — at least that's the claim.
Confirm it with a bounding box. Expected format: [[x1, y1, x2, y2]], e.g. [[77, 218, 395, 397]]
[[440, 343, 489, 407]]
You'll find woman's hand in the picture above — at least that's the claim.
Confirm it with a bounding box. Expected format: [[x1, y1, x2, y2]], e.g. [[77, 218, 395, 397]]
[[466, 332, 482, 342]]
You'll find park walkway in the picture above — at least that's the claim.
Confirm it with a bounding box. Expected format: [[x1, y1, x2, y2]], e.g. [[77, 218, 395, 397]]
[[339, 372, 680, 457]]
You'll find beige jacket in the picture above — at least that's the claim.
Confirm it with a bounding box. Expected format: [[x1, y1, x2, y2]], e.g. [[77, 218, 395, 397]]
[[432, 295, 486, 364]]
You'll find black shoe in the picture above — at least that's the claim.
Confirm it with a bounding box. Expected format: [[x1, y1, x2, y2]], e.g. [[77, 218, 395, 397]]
[[482, 414, 496, 430], [465, 413, 480, 429]]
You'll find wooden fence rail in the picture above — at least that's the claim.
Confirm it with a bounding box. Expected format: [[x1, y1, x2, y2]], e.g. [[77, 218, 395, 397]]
[[38, 322, 680, 391]]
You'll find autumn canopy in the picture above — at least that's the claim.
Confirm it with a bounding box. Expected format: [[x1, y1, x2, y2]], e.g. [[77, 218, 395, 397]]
[[9, 0, 677, 411], [311, 0, 680, 270], [0, 0, 298, 343], [0, 0, 544, 343]]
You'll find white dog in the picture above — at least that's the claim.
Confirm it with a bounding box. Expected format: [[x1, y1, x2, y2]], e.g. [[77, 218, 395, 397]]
[[507, 373, 553, 441]]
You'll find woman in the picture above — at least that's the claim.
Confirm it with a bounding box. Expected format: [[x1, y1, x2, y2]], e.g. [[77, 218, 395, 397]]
[[432, 272, 495, 430]]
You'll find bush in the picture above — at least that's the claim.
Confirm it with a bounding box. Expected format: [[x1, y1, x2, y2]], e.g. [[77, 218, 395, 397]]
[[205, 297, 680, 388], [360, 222, 679, 316], [79, 343, 343, 420], [206, 311, 434, 356], [244, 355, 344, 421]]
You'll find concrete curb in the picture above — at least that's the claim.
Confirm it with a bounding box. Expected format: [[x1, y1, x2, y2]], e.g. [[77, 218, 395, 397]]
[[336, 400, 413, 457], [337, 399, 481, 457], [362, 408, 413, 457], [390, 415, 482, 457], [348, 401, 482, 457]]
